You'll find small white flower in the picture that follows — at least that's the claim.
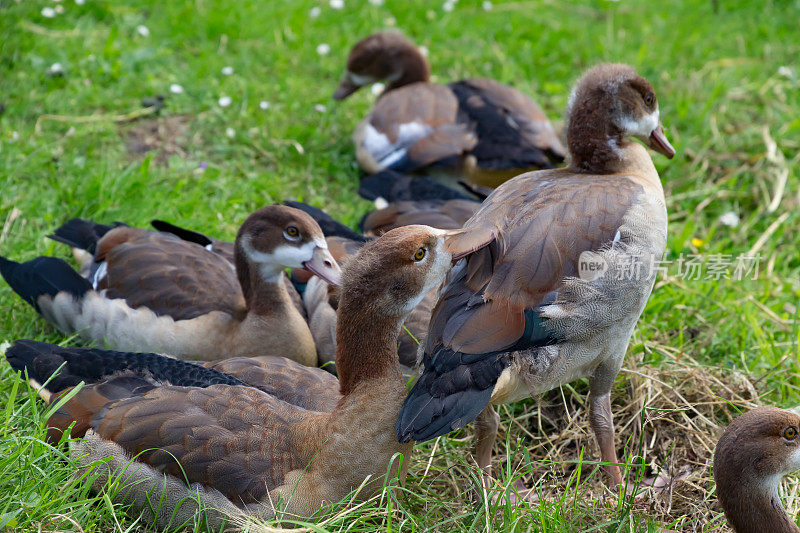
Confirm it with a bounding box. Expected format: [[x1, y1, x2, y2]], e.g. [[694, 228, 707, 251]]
[[41, 6, 56, 17], [135, 25, 150, 37], [225, 127, 236, 138], [316, 43, 331, 55], [48, 62, 64, 75], [482, 0, 492, 10], [218, 96, 232, 107], [259, 100, 271, 110], [329, 0, 344, 9], [314, 104, 327, 113], [309, 6, 321, 18], [54, 4, 64, 13], [442, 0, 454, 12], [221, 66, 234, 76], [370, 82, 385, 96], [169, 83, 184, 94], [368, 0, 383, 5], [778, 66, 794, 79], [11, 131, 19, 141], [719, 211, 740, 228], [75, 0, 85, 4], [419, 45, 429, 57]]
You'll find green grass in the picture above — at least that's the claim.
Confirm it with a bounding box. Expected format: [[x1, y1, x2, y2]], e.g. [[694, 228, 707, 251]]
[[1, 0, 799, 530]]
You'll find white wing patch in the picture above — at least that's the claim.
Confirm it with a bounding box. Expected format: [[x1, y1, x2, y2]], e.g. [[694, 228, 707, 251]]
[[90, 261, 107, 290], [362, 121, 434, 170]]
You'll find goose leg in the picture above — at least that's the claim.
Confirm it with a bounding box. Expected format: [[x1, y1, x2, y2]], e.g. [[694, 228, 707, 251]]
[[475, 404, 538, 503], [589, 361, 623, 488], [475, 404, 499, 473]]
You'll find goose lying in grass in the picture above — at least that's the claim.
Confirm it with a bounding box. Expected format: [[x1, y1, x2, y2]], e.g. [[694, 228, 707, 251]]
[[4, 224, 460, 529]]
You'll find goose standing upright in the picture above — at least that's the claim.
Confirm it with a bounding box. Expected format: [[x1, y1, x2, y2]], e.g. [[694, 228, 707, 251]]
[[715, 406, 800, 533], [334, 32, 566, 188], [396, 63, 676, 492]]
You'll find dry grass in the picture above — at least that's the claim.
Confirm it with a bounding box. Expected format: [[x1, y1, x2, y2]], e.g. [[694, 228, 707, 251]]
[[395, 356, 780, 532]]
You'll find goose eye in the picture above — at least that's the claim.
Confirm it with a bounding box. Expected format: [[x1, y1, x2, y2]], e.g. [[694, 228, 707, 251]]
[[284, 226, 300, 241], [413, 247, 426, 262], [783, 426, 798, 440], [643, 93, 654, 106]]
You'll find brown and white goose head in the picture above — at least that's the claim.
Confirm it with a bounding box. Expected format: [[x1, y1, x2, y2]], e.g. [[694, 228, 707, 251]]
[[335, 225, 456, 395], [566, 63, 675, 173], [234, 206, 341, 308], [333, 32, 430, 100], [715, 406, 800, 533]]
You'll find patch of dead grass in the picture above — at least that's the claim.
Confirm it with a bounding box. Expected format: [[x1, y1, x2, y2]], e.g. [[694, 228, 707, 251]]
[[120, 115, 191, 166]]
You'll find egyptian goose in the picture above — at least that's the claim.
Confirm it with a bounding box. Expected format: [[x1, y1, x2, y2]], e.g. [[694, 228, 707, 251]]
[[4, 224, 457, 529], [0, 205, 341, 366], [396, 63, 676, 492], [334, 32, 567, 188], [283, 200, 475, 372], [715, 407, 800, 533]]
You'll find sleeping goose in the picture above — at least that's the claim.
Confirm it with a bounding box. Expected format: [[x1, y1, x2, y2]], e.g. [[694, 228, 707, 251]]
[[715, 406, 800, 533], [4, 224, 458, 529], [396, 63, 676, 494], [0, 205, 340, 366], [334, 32, 567, 188]]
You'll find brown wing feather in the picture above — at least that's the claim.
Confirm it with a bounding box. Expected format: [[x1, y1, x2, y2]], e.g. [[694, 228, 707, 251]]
[[459, 77, 567, 160], [203, 357, 340, 412], [96, 228, 244, 321], [90, 383, 310, 505], [430, 170, 642, 353], [369, 82, 476, 168], [363, 199, 479, 236]]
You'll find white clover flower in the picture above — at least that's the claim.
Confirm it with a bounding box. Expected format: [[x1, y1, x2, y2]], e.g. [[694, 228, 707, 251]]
[[136, 25, 150, 37], [225, 127, 236, 138], [75, 0, 85, 4], [54, 4, 64, 13], [482, 1, 492, 11], [370, 82, 385, 96], [368, 0, 384, 5], [419, 45, 429, 57], [309, 6, 321, 18], [169, 83, 184, 94], [218, 96, 232, 107], [442, 0, 454, 12], [48, 62, 64, 75], [778, 66, 794, 79], [314, 104, 327, 113], [41, 6, 56, 17], [221, 66, 234, 76], [316, 43, 331, 55], [719, 211, 740, 228], [11, 131, 19, 141], [330, 0, 344, 9], [259, 100, 271, 110]]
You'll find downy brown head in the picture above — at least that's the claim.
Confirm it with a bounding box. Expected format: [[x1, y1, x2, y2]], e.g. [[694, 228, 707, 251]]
[[234, 205, 341, 310], [714, 406, 800, 533], [333, 32, 430, 100], [335, 225, 456, 394], [565, 63, 675, 173]]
